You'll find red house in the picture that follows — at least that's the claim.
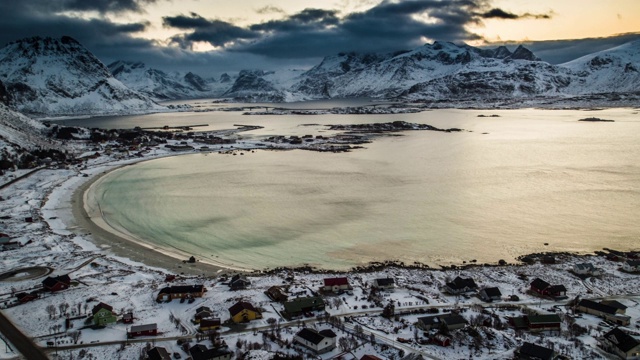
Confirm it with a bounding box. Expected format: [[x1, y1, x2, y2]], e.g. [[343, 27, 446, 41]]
[[15, 292, 38, 303], [432, 334, 451, 347], [322, 277, 350, 293], [42, 275, 71, 292], [530, 278, 566, 298], [128, 323, 157, 338]]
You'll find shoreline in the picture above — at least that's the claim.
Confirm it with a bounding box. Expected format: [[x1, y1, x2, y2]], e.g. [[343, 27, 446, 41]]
[[69, 154, 639, 277], [71, 161, 247, 277]]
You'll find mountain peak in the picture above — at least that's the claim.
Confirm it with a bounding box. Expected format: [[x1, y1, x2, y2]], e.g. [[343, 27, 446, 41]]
[[510, 45, 540, 61]]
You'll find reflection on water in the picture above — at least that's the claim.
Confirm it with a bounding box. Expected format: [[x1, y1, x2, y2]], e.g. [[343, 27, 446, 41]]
[[85, 107, 640, 270]]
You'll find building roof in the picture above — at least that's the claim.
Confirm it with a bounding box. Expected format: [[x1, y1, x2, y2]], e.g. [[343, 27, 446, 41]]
[[601, 300, 628, 311], [296, 328, 328, 345], [283, 296, 325, 314], [91, 302, 113, 315], [190, 345, 233, 360], [130, 323, 157, 332], [575, 262, 595, 271], [446, 276, 477, 290], [200, 318, 221, 327], [440, 314, 468, 327], [519, 342, 555, 360], [482, 287, 502, 298], [578, 299, 618, 315], [547, 285, 567, 293], [527, 314, 561, 325], [196, 306, 212, 314], [374, 278, 395, 287], [42, 274, 71, 288], [158, 285, 204, 295], [603, 327, 640, 353], [147, 347, 171, 360], [530, 278, 550, 290], [324, 277, 349, 286], [228, 301, 259, 317], [319, 329, 337, 338]]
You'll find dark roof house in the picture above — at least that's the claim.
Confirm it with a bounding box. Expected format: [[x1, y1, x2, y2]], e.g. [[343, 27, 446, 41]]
[[518, 342, 555, 360]]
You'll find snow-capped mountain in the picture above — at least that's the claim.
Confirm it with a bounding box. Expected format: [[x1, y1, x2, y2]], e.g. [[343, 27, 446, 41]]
[[224, 40, 639, 102], [0, 36, 162, 117], [560, 40, 640, 94], [223, 69, 306, 102], [108, 61, 228, 101], [292, 41, 570, 100]]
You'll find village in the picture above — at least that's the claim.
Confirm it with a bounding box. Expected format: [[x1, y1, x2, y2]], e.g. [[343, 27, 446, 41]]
[[0, 124, 639, 360]]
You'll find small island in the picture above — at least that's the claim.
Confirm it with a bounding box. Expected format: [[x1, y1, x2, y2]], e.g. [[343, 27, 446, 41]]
[[579, 117, 615, 122]]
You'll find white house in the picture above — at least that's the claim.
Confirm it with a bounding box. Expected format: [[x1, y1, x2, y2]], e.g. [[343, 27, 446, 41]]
[[622, 260, 640, 273], [573, 262, 602, 276], [294, 328, 337, 353]]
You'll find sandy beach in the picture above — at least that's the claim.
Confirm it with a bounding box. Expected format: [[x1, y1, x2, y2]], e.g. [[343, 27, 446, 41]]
[[71, 163, 238, 277]]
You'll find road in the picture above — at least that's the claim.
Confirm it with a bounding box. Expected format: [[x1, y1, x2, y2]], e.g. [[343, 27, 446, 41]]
[[0, 309, 49, 360]]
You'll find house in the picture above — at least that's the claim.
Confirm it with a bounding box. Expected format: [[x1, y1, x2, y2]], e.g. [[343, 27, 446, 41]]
[[193, 310, 213, 324], [517, 342, 556, 360], [200, 318, 221, 332], [431, 334, 451, 347], [511, 314, 561, 332], [294, 328, 337, 353], [529, 278, 567, 298], [573, 262, 602, 276], [600, 327, 640, 359], [228, 301, 262, 323], [15, 292, 38, 304], [128, 323, 157, 338], [92, 302, 117, 326], [229, 274, 250, 290], [444, 276, 478, 295], [622, 260, 640, 273], [283, 296, 325, 319], [265, 286, 288, 302], [479, 287, 502, 302], [576, 299, 631, 326], [42, 275, 71, 292], [122, 312, 134, 324], [189, 344, 233, 360], [156, 285, 205, 302], [146, 346, 171, 360], [373, 278, 395, 291], [322, 277, 350, 293], [416, 314, 467, 332]]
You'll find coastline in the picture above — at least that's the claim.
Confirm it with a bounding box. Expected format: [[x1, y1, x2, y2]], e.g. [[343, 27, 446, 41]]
[[71, 161, 248, 277]]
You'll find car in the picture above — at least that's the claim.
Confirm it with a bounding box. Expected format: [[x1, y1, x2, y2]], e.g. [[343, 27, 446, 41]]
[[173, 352, 182, 359]]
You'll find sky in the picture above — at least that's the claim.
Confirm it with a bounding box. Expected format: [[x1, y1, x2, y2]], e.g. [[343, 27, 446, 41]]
[[0, 0, 639, 75]]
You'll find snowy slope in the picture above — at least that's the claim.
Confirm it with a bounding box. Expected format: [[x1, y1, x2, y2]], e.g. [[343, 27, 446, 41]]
[[0, 36, 163, 117], [559, 40, 640, 94], [0, 103, 51, 150], [108, 61, 229, 101]]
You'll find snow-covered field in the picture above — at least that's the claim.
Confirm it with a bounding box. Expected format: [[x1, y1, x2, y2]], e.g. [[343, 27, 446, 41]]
[[0, 138, 639, 360]]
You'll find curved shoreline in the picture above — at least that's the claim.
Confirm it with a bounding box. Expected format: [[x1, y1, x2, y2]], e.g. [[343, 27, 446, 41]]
[[72, 159, 251, 276]]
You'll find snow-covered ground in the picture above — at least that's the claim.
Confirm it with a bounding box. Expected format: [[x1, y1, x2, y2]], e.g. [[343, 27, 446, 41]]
[[0, 134, 639, 360]]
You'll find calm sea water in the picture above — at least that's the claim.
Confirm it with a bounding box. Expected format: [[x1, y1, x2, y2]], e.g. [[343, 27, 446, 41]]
[[84, 107, 640, 270]]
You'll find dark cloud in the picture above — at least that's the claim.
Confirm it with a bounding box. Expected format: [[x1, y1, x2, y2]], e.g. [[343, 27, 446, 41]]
[[480, 8, 552, 20], [256, 6, 285, 15], [63, 0, 158, 14], [163, 13, 260, 48]]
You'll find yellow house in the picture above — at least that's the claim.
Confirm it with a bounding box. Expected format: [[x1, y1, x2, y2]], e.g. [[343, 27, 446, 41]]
[[228, 301, 262, 323]]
